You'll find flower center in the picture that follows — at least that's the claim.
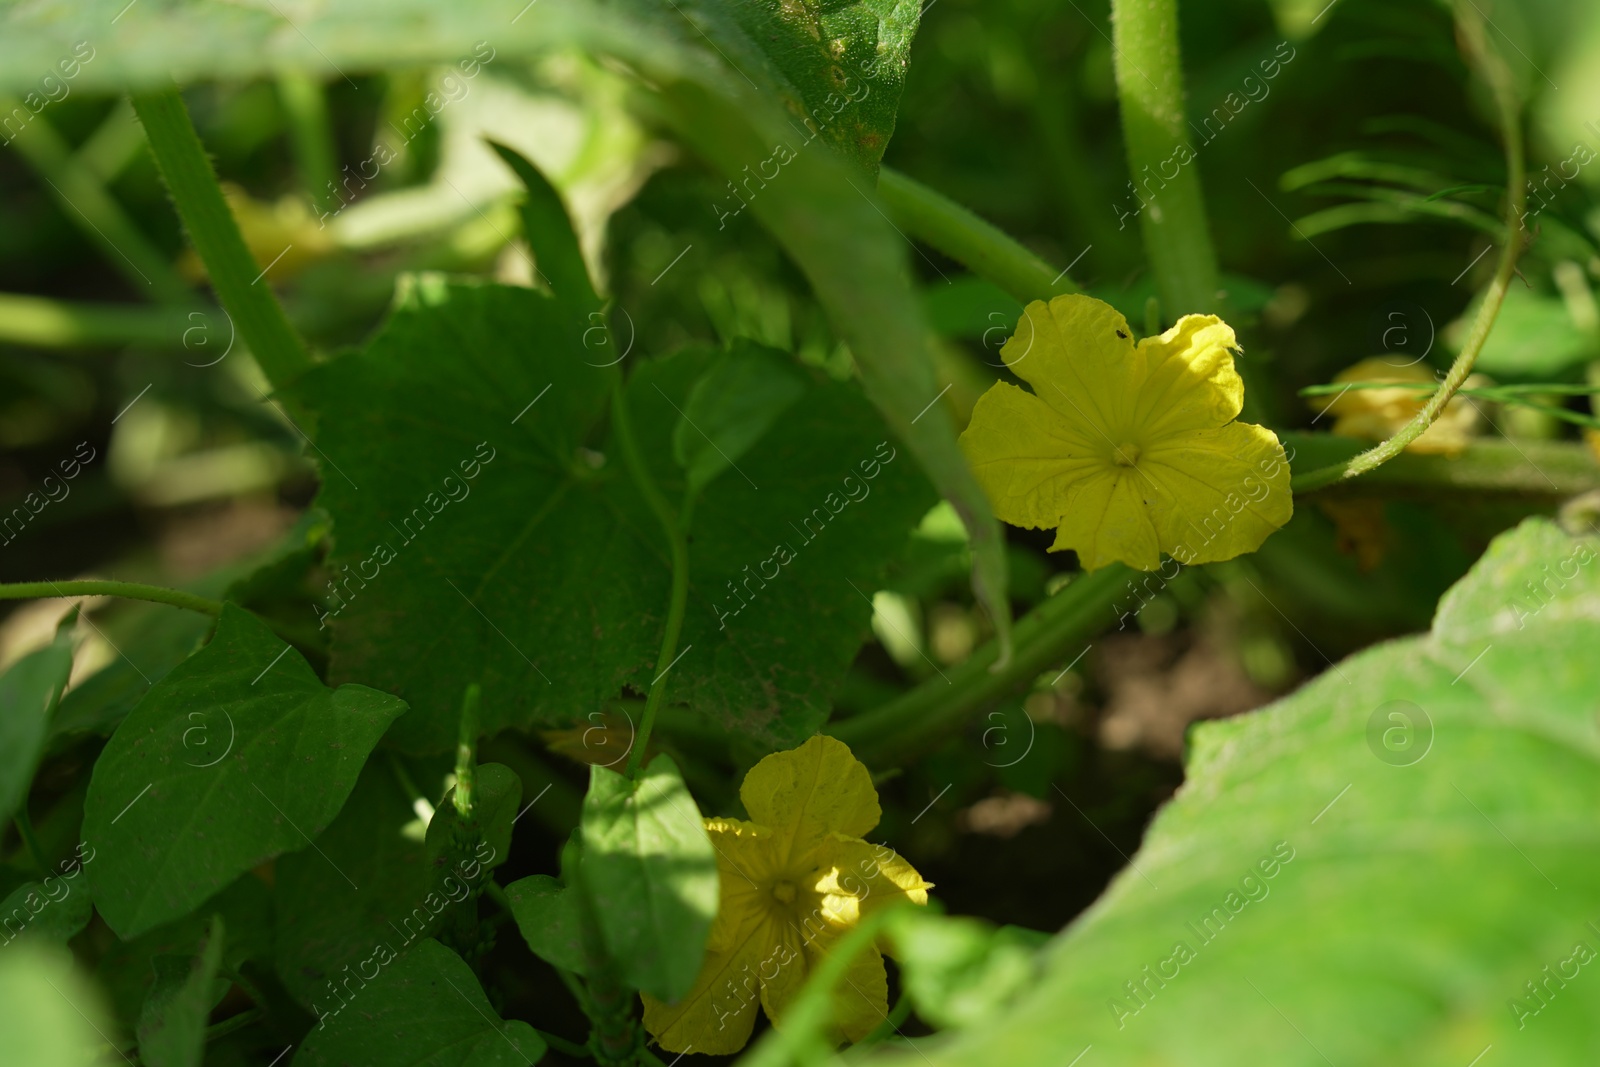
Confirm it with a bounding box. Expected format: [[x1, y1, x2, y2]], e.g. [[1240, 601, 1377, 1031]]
[[1112, 442, 1142, 467], [771, 880, 797, 905]]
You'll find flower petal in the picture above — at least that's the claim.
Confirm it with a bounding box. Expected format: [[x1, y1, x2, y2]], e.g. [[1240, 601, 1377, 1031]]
[[1142, 422, 1293, 565], [703, 818, 780, 953], [828, 942, 891, 1044], [740, 736, 879, 863], [1133, 313, 1244, 438], [1002, 295, 1138, 438], [960, 381, 1106, 531], [756, 923, 811, 1030], [1048, 470, 1162, 571], [641, 916, 772, 1055], [811, 834, 932, 929]]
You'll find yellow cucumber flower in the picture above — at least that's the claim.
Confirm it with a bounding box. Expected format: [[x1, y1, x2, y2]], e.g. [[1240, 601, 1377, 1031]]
[[641, 736, 930, 1055], [959, 294, 1292, 571]]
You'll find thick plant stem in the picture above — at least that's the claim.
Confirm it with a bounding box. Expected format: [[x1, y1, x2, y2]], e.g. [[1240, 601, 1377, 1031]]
[[1110, 0, 1220, 318], [131, 87, 314, 389], [1291, 2, 1525, 494], [830, 565, 1127, 767], [877, 167, 1079, 304], [1, 98, 194, 304], [610, 384, 691, 780], [0, 580, 223, 616]]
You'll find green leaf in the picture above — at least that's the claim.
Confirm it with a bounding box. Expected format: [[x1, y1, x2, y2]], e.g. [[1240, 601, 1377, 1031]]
[[0, 627, 74, 827], [82, 604, 407, 939], [273, 762, 433, 1014], [489, 142, 600, 312], [292, 939, 545, 1067], [672, 339, 807, 496], [137, 916, 226, 1067], [865, 517, 1600, 1066], [293, 281, 934, 753], [579, 755, 717, 1000], [701, 0, 922, 171], [0, 876, 92, 946], [505, 874, 588, 976], [885, 908, 1047, 1031], [0, 941, 116, 1067], [424, 763, 521, 876]]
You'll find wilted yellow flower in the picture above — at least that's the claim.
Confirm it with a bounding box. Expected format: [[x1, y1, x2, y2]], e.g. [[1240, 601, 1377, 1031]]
[[1314, 357, 1479, 455], [959, 295, 1292, 571], [642, 736, 930, 1055]]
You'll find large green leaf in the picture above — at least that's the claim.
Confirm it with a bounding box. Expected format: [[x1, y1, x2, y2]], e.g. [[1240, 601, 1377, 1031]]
[[580, 755, 717, 1001], [292, 280, 933, 752], [293, 939, 545, 1067], [83, 604, 407, 939], [0, 626, 74, 827], [863, 517, 1600, 1066]]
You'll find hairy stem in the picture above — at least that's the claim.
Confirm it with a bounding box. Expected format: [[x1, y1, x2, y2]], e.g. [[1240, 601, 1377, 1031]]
[[877, 166, 1079, 304], [0, 580, 223, 616], [610, 384, 692, 779], [131, 87, 314, 389], [1291, 1, 1526, 493], [829, 565, 1127, 767], [1110, 0, 1220, 318]]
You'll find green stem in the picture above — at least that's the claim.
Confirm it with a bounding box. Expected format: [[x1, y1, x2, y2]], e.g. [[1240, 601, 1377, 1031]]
[[877, 167, 1079, 304], [610, 384, 692, 780], [1110, 0, 1220, 318], [0, 292, 205, 349], [75, 98, 147, 185], [204, 1007, 264, 1043], [455, 683, 481, 817], [829, 565, 1127, 767], [1, 97, 194, 304], [1281, 432, 1596, 497], [220, 965, 270, 1016], [276, 72, 341, 213], [1291, 1, 1525, 493], [131, 87, 314, 389], [1302, 382, 1600, 431], [0, 580, 223, 616], [536, 1028, 594, 1060]]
